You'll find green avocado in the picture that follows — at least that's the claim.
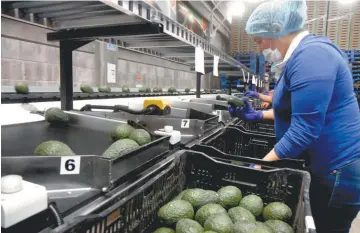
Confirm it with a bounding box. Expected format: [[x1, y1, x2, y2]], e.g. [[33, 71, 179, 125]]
[[204, 213, 234, 233], [153, 227, 175, 233], [15, 83, 29, 94], [264, 220, 294, 233], [98, 86, 111, 93], [195, 203, 227, 226], [228, 206, 256, 223], [227, 96, 245, 109], [181, 189, 220, 209], [129, 129, 151, 146], [44, 107, 69, 125], [34, 141, 75, 156], [234, 221, 273, 233], [239, 195, 264, 217], [110, 124, 135, 141], [173, 190, 188, 201], [102, 139, 139, 159], [139, 87, 147, 93], [262, 202, 292, 221], [168, 87, 177, 93], [158, 200, 194, 224], [80, 84, 94, 93], [122, 86, 130, 93], [217, 186, 242, 208], [176, 219, 203, 233], [185, 88, 191, 93]]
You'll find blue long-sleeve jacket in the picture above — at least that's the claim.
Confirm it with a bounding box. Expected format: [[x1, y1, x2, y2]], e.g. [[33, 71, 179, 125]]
[[273, 34, 360, 176]]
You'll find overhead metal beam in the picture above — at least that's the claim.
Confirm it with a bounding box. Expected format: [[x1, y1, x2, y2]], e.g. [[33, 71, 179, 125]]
[[186, 60, 230, 64], [163, 53, 212, 58], [126, 41, 190, 49], [27, 2, 94, 14], [11, 1, 57, 9], [52, 10, 119, 21], [48, 23, 164, 41], [38, 4, 107, 18], [54, 14, 142, 29]]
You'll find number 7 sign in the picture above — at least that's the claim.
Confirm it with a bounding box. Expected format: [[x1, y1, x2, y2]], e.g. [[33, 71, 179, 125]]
[[181, 119, 190, 128]]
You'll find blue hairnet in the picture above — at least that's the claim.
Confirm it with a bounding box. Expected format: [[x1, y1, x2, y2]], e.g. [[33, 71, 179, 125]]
[[246, 0, 307, 38]]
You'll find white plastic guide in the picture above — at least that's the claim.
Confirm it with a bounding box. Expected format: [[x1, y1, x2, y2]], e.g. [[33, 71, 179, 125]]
[[154, 126, 181, 145], [1, 175, 48, 228], [305, 216, 316, 232]]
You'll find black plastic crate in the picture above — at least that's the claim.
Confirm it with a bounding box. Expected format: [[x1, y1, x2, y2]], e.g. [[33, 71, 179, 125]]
[[48, 150, 315, 233], [200, 126, 276, 159], [232, 119, 275, 135], [190, 144, 305, 170]]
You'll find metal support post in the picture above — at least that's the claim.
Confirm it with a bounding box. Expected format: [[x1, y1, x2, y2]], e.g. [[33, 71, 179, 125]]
[[196, 72, 202, 98], [59, 40, 91, 110]]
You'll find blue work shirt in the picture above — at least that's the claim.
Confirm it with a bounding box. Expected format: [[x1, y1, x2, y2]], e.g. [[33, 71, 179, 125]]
[[272, 34, 360, 176]]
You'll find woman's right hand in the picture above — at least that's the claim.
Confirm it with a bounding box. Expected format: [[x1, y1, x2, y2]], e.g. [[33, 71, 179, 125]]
[[228, 98, 263, 121]]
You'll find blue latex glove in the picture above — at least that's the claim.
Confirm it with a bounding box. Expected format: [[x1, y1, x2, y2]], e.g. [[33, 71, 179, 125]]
[[244, 91, 260, 98], [228, 98, 263, 121], [262, 90, 269, 95]]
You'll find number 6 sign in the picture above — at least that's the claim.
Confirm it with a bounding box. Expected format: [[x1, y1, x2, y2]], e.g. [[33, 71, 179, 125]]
[[60, 156, 81, 175]]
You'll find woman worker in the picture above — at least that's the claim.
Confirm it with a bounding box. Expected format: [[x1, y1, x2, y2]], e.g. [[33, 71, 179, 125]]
[[228, 0, 360, 232]]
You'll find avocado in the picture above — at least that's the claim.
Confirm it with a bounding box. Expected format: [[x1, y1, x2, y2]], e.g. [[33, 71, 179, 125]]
[[173, 190, 188, 200], [262, 202, 292, 221], [185, 88, 191, 93], [139, 87, 147, 93], [35, 141, 75, 156], [204, 213, 234, 233], [168, 87, 177, 93], [110, 124, 135, 141], [195, 203, 227, 226], [102, 139, 140, 159], [158, 88, 163, 93], [98, 86, 111, 93], [153, 87, 160, 93], [181, 189, 220, 208], [234, 221, 273, 233], [239, 195, 264, 217], [216, 95, 228, 101], [44, 107, 69, 125], [14, 83, 29, 94], [129, 129, 151, 146], [228, 206, 256, 223], [80, 84, 94, 93], [158, 200, 194, 224], [176, 219, 203, 233], [204, 232, 218, 233], [234, 220, 257, 233], [264, 220, 294, 233], [146, 87, 151, 93], [227, 96, 245, 109], [153, 227, 175, 233], [122, 86, 130, 93], [217, 186, 242, 208]]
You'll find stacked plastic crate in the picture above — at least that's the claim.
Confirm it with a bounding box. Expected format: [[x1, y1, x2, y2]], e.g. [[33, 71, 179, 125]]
[[351, 50, 360, 97]]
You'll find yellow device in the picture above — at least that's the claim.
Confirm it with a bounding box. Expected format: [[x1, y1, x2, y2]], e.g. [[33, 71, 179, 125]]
[[143, 99, 171, 115]]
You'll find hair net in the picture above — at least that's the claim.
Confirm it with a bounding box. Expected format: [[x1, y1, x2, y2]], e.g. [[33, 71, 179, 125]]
[[246, 0, 307, 38]]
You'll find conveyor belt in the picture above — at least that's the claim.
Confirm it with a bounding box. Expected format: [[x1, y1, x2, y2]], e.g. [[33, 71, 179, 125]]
[[0, 92, 215, 104], [1, 121, 112, 156]]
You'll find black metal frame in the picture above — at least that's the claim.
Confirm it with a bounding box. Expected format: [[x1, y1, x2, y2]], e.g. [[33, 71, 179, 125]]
[[47, 23, 164, 110]]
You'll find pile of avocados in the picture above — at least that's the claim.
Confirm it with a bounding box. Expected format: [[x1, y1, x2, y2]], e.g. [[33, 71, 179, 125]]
[[154, 186, 294, 233], [34, 108, 152, 159]]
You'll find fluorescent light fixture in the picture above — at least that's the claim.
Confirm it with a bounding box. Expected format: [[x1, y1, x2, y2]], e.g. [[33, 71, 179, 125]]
[[227, 1, 246, 22], [339, 0, 356, 4]]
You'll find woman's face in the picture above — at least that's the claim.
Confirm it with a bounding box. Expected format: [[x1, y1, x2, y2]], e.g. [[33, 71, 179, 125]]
[[253, 36, 277, 52]]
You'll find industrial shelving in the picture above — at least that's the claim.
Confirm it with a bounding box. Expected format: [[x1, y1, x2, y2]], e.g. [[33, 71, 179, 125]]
[[2, 0, 259, 109]]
